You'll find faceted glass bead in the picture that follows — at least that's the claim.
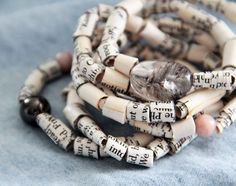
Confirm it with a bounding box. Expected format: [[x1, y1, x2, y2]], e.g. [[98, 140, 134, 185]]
[[130, 61, 192, 101]]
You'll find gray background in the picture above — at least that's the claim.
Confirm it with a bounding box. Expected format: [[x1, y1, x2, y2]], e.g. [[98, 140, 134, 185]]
[[0, 0, 235, 185]]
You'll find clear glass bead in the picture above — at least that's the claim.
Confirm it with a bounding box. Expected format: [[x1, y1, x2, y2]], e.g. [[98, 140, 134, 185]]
[[130, 61, 192, 101]]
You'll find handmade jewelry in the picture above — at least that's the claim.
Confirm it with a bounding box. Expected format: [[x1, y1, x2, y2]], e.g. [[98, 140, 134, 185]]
[[19, 0, 236, 167]]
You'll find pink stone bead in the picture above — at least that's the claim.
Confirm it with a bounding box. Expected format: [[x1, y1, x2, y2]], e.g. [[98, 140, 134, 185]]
[[56, 52, 72, 73], [195, 114, 216, 138]]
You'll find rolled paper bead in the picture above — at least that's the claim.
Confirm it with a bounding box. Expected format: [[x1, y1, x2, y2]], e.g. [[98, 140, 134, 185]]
[[167, 135, 197, 154], [156, 17, 218, 51], [202, 52, 221, 70], [140, 21, 166, 47], [173, 0, 218, 31], [102, 96, 130, 124], [91, 22, 105, 49], [186, 44, 210, 63], [125, 133, 154, 146], [139, 21, 188, 58], [97, 85, 116, 96], [63, 104, 89, 129], [155, 0, 172, 13], [73, 10, 99, 38], [203, 100, 224, 114], [139, 46, 158, 60], [156, 17, 183, 32], [66, 88, 84, 106], [61, 81, 74, 98], [126, 146, 154, 167], [18, 69, 46, 102], [104, 135, 128, 161], [117, 33, 128, 48], [130, 121, 173, 138], [77, 83, 108, 110], [193, 31, 218, 51], [223, 38, 236, 68], [101, 67, 130, 93], [149, 101, 176, 123], [73, 136, 99, 159], [97, 42, 119, 65], [175, 89, 226, 119], [71, 65, 88, 90], [196, 0, 236, 23], [170, 116, 196, 139], [36, 113, 75, 151], [78, 54, 105, 83], [102, 8, 127, 42], [193, 71, 234, 90], [38, 60, 62, 81], [76, 116, 107, 147], [116, 0, 144, 15], [126, 102, 150, 123], [216, 97, 236, 133], [220, 1, 236, 23], [211, 20, 235, 48], [74, 36, 92, 57], [113, 54, 138, 76], [126, 15, 144, 33], [147, 138, 170, 160], [188, 0, 219, 10], [141, 0, 155, 17], [97, 4, 113, 18], [99, 137, 126, 157]]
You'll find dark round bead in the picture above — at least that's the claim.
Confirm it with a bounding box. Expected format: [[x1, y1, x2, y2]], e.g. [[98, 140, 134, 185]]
[[20, 96, 51, 126]]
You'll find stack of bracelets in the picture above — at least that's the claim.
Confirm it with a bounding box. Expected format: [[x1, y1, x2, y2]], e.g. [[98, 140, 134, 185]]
[[18, 0, 236, 167]]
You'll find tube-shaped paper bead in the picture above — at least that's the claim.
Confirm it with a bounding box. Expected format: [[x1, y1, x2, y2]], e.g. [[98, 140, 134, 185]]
[[114, 54, 138, 76], [216, 97, 236, 133], [104, 135, 128, 160], [223, 38, 236, 68], [168, 135, 197, 154], [147, 138, 170, 160], [63, 104, 89, 129], [130, 121, 173, 138], [193, 71, 234, 90], [36, 113, 74, 151], [74, 36, 92, 57], [170, 116, 196, 140], [78, 54, 105, 83], [19, 69, 46, 101], [176, 89, 226, 118], [125, 133, 154, 146], [73, 136, 99, 159], [73, 11, 99, 37], [76, 116, 107, 147], [126, 102, 150, 122], [149, 101, 176, 123], [102, 96, 130, 124], [77, 83, 108, 109], [211, 21, 235, 48], [116, 0, 144, 15], [101, 67, 130, 93], [38, 60, 62, 81], [126, 146, 154, 167], [126, 15, 144, 33]]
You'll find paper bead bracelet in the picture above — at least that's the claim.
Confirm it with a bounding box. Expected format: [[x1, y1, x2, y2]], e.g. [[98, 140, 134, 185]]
[[18, 0, 236, 168], [18, 52, 197, 167], [71, 0, 235, 132]]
